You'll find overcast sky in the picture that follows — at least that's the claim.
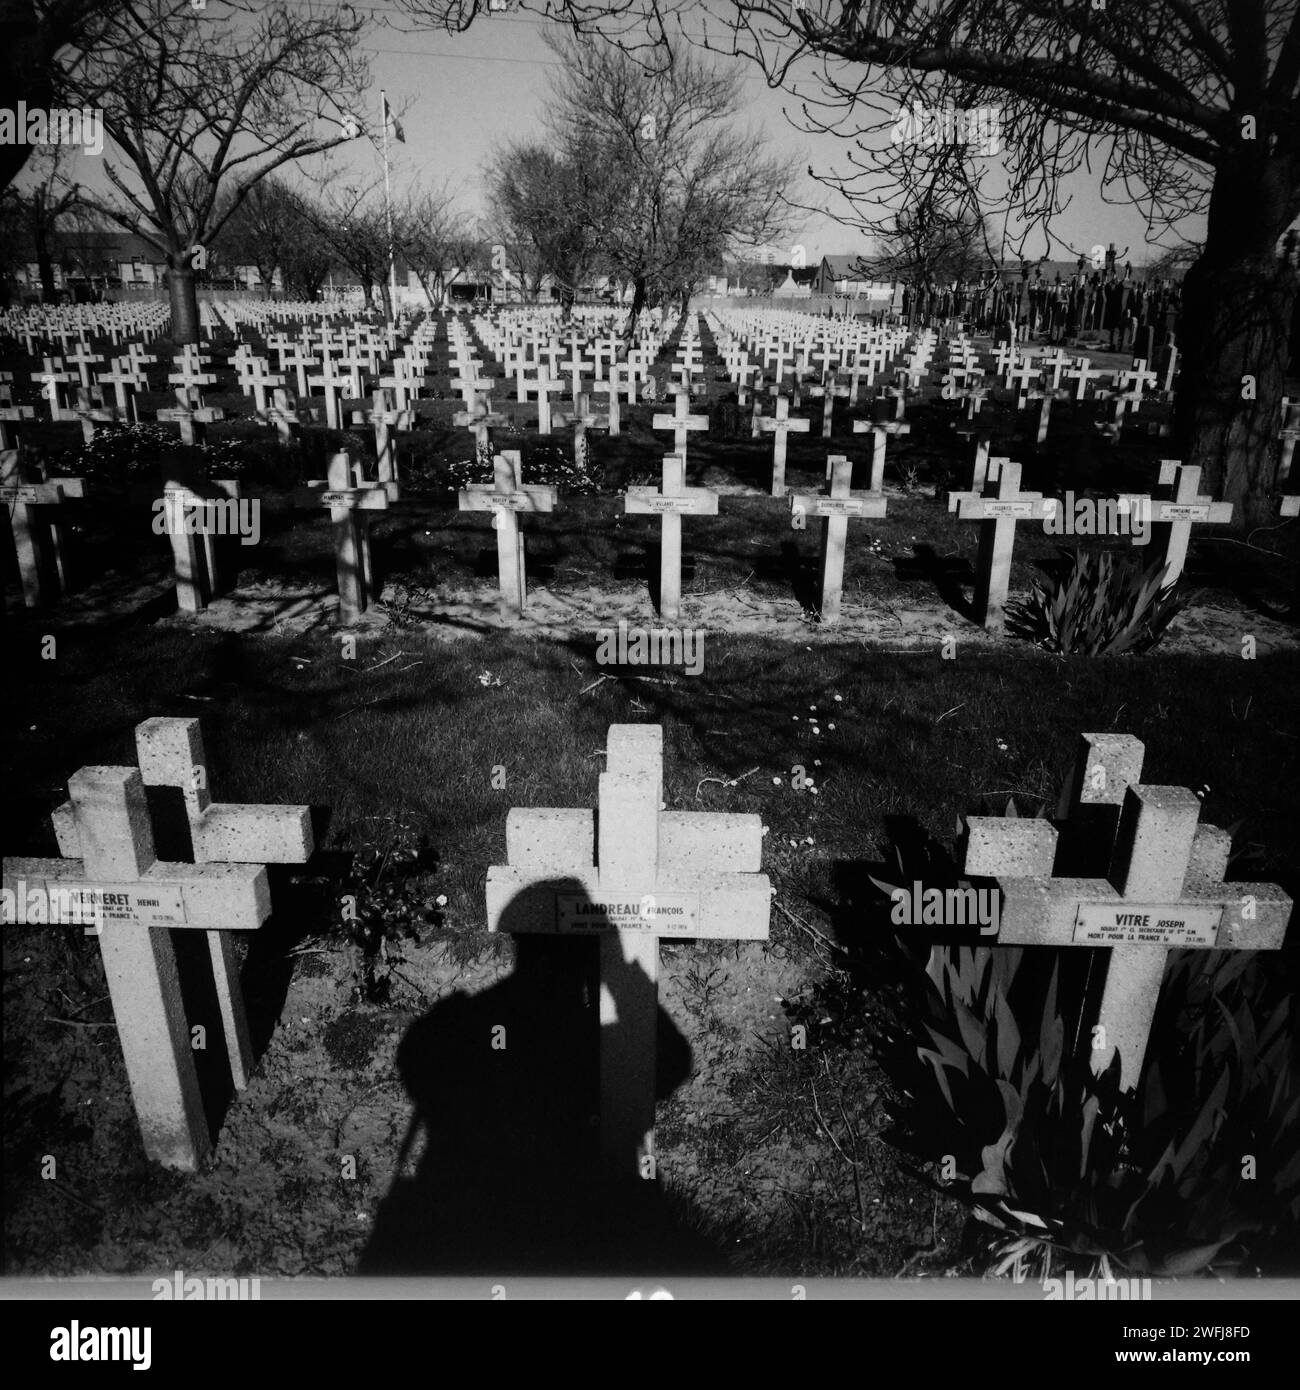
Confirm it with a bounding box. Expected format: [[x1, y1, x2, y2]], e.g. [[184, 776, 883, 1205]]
[[36, 0, 1208, 269]]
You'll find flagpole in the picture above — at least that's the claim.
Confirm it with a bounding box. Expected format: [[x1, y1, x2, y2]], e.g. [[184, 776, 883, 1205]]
[[380, 88, 396, 320]]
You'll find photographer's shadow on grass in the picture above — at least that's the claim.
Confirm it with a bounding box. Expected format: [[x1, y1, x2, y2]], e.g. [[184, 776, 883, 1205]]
[[358, 877, 727, 1276]]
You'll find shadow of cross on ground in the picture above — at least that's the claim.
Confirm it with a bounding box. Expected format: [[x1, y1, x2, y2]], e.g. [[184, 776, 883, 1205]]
[[360, 724, 770, 1275]]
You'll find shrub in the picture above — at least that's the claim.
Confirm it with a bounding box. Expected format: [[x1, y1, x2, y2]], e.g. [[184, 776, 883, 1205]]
[[1006, 546, 1189, 655]]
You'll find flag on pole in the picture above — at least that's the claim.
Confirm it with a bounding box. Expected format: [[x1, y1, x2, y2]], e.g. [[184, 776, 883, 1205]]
[[381, 93, 405, 144]]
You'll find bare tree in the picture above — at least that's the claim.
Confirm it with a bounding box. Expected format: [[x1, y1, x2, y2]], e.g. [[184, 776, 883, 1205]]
[[541, 33, 797, 325], [485, 142, 604, 308], [396, 186, 486, 306], [216, 177, 304, 296], [3, 149, 81, 300], [403, 1, 1300, 523], [304, 184, 394, 315], [62, 1, 371, 341], [0, 1, 193, 192]]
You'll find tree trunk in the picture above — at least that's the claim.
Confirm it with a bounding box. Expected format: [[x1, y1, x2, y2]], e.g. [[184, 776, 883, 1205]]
[[624, 274, 648, 346], [167, 255, 201, 345], [1173, 161, 1299, 529], [35, 223, 55, 301]]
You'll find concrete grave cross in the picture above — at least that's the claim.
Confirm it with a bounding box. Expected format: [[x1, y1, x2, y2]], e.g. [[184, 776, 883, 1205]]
[[653, 387, 710, 467], [560, 346, 595, 402], [65, 341, 104, 389], [952, 458, 1057, 631], [295, 451, 390, 625], [157, 386, 225, 447], [624, 453, 720, 622], [1114, 358, 1158, 415], [851, 416, 911, 493], [306, 360, 351, 430], [552, 391, 600, 472], [809, 376, 851, 438], [1118, 461, 1233, 586], [0, 447, 88, 606], [96, 361, 146, 419], [1063, 357, 1108, 402], [353, 389, 412, 495], [1025, 380, 1073, 446], [1278, 398, 1300, 485], [1037, 348, 1074, 391], [520, 371, 564, 435], [70, 386, 120, 444], [591, 376, 624, 436], [1004, 357, 1043, 409], [155, 472, 243, 614], [962, 731, 1293, 1091], [453, 392, 507, 470], [947, 443, 1010, 513], [31, 357, 73, 420], [451, 373, 494, 408], [791, 453, 888, 624], [0, 404, 37, 451], [2, 764, 274, 1170], [457, 449, 557, 618], [257, 387, 310, 445], [236, 357, 285, 414], [48, 717, 313, 1091], [485, 723, 771, 1179], [758, 394, 811, 497]]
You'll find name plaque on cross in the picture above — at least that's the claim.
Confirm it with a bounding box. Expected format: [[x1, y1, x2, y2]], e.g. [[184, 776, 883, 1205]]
[[1072, 903, 1222, 947], [980, 500, 1035, 517], [66, 884, 187, 926], [1163, 504, 1210, 520], [557, 892, 702, 933], [802, 497, 870, 518], [631, 495, 708, 515], [1, 485, 41, 504]]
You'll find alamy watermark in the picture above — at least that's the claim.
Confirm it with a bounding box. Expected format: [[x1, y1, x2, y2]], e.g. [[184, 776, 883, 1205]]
[[0, 103, 104, 157], [889, 881, 999, 935], [1043, 493, 1151, 545], [595, 619, 705, 676], [890, 101, 1002, 157], [152, 492, 261, 546], [2, 879, 105, 936]]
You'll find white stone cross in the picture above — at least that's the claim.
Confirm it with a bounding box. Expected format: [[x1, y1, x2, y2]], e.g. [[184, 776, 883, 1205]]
[[485, 724, 770, 1179], [49, 716, 312, 1091], [453, 392, 506, 470], [31, 357, 73, 421], [758, 394, 811, 496], [1117, 461, 1232, 586], [156, 386, 225, 446], [96, 360, 147, 418], [1063, 357, 1108, 402], [962, 731, 1292, 1090], [952, 458, 1057, 630], [353, 388, 412, 495], [457, 449, 557, 618], [295, 451, 390, 624], [1278, 398, 1300, 485], [791, 453, 888, 624], [155, 473, 242, 613], [235, 357, 285, 414], [624, 453, 719, 621], [2, 764, 275, 1170], [0, 447, 87, 605], [653, 387, 709, 466], [852, 416, 911, 493], [520, 371, 563, 435]]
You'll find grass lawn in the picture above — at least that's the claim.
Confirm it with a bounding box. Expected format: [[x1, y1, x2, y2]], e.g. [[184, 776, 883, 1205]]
[[4, 619, 1298, 1276]]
